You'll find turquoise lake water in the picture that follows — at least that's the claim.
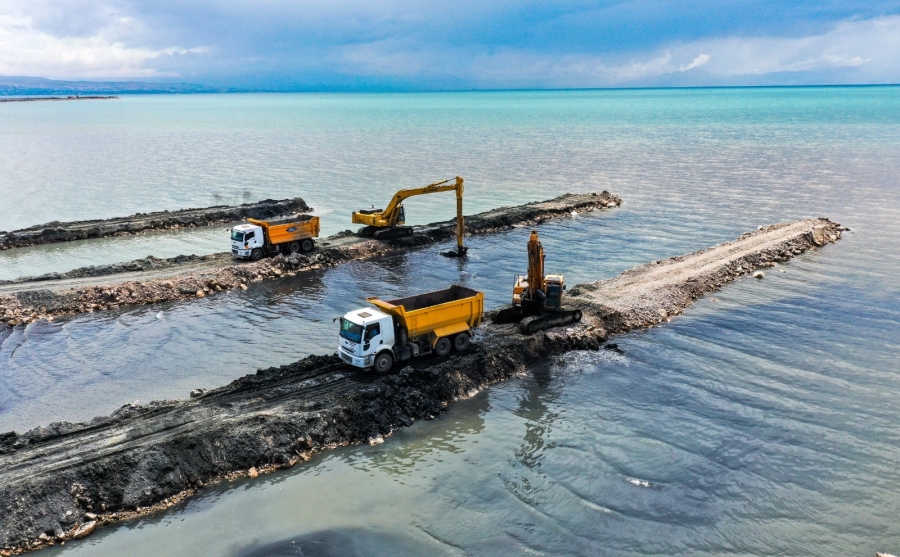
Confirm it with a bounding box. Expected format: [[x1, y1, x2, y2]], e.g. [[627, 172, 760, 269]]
[[1, 87, 899, 555]]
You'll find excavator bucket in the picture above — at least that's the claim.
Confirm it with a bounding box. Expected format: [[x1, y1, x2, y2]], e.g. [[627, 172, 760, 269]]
[[440, 246, 468, 258], [492, 305, 524, 324]]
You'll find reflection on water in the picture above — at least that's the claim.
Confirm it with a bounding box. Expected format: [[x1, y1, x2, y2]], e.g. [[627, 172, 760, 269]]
[[234, 529, 446, 557], [3, 88, 900, 555], [351, 390, 487, 480]]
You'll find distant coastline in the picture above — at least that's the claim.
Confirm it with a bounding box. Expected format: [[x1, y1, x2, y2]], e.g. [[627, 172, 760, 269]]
[[0, 95, 119, 103], [0, 76, 217, 97]]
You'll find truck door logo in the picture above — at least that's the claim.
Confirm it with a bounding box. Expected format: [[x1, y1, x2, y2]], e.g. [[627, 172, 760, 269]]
[[287, 227, 297, 232]]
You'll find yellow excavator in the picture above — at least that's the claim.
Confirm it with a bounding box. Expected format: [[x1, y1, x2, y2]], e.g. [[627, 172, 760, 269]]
[[496, 230, 582, 334], [352, 176, 467, 257]]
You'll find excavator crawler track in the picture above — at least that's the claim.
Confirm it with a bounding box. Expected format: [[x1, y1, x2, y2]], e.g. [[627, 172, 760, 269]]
[[373, 226, 414, 240], [356, 226, 377, 238], [519, 309, 583, 335]]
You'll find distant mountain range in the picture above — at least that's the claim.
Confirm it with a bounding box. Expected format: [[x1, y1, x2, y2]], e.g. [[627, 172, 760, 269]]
[[0, 76, 221, 96]]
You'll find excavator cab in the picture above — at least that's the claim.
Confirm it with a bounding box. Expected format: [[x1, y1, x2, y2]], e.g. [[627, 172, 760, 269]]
[[543, 274, 565, 310]]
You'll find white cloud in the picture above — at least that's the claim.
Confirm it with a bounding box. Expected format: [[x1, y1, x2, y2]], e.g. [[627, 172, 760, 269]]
[[0, 6, 207, 78], [333, 15, 900, 88], [679, 53, 710, 72], [676, 16, 897, 77]]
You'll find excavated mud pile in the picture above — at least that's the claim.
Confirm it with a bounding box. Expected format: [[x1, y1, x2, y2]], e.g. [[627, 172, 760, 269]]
[[0, 192, 621, 326], [0, 198, 310, 250], [0, 217, 842, 555]]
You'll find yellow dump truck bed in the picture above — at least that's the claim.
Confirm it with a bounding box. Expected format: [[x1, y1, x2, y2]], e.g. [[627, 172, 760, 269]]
[[248, 215, 319, 245], [368, 285, 483, 340]]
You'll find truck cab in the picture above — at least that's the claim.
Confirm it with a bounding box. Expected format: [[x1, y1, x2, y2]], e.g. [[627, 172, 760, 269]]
[[231, 223, 264, 259], [338, 308, 395, 370]]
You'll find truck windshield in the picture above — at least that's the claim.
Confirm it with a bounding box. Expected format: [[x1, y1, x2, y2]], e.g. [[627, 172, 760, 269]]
[[340, 319, 363, 343], [231, 230, 245, 242]]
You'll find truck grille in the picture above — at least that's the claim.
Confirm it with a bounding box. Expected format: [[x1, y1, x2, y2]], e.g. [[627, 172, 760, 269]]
[[339, 351, 352, 364], [231, 249, 238, 255]]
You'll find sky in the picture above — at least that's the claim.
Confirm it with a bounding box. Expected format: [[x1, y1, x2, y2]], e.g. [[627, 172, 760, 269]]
[[1, 0, 899, 90]]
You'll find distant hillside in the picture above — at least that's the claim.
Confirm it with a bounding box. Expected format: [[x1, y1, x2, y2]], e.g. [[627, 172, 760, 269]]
[[0, 76, 220, 96]]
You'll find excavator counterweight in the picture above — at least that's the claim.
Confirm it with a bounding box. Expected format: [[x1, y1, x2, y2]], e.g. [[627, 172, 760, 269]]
[[352, 176, 468, 257]]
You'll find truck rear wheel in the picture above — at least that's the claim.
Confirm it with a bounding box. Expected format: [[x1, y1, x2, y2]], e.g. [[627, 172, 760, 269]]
[[434, 337, 451, 357], [287, 242, 301, 254], [453, 332, 470, 352], [250, 248, 264, 262], [374, 352, 393, 374], [301, 239, 314, 252]]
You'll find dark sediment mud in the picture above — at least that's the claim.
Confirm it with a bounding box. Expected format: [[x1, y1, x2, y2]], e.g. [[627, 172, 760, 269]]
[[0, 198, 310, 250], [0, 192, 621, 326], [0, 217, 842, 555]]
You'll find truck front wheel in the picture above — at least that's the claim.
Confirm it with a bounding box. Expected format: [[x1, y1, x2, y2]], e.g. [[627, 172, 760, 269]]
[[374, 352, 393, 374], [434, 337, 452, 357], [453, 333, 470, 352], [250, 248, 264, 262]]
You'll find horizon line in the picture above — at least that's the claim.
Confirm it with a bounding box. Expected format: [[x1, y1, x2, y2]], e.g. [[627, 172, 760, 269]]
[[2, 76, 899, 96]]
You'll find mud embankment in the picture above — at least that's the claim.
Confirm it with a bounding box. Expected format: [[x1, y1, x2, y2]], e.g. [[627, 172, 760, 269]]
[[0, 192, 621, 326], [0, 217, 843, 555], [0, 198, 310, 250]]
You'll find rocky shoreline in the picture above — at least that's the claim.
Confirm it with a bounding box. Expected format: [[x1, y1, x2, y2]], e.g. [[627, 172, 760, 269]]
[[0, 192, 621, 326], [0, 198, 311, 250], [0, 217, 843, 555]]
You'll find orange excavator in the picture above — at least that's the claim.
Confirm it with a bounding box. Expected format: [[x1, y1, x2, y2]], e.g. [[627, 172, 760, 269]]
[[496, 230, 582, 334]]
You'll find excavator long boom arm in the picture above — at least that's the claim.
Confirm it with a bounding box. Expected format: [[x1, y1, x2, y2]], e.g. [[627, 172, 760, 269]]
[[379, 178, 458, 226], [352, 176, 467, 255], [526, 230, 545, 297]]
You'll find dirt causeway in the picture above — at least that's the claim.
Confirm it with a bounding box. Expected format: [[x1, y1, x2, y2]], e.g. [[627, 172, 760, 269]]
[[0, 217, 842, 555], [0, 198, 311, 250], [0, 192, 621, 326]]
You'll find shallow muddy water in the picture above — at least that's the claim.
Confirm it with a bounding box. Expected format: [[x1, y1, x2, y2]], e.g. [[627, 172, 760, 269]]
[[1, 87, 899, 555]]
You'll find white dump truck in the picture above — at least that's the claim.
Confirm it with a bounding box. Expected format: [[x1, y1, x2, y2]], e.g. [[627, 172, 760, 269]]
[[338, 285, 484, 373], [231, 215, 320, 261]]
